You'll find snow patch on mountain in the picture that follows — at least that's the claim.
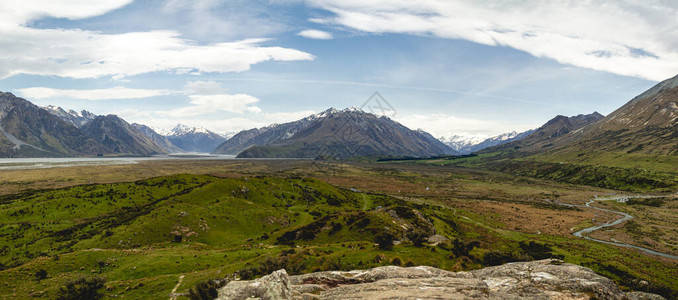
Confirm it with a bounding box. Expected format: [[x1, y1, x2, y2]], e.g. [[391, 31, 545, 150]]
[[440, 129, 535, 154], [41, 105, 97, 128]]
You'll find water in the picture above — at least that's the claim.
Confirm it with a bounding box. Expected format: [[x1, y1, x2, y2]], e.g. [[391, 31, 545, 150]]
[[0, 154, 236, 170]]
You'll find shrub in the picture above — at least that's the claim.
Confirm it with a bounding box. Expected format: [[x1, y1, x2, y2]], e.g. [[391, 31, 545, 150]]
[[406, 230, 428, 247], [375, 233, 394, 250], [35, 269, 47, 281], [390, 257, 402, 266], [56, 276, 106, 300], [188, 279, 229, 300]]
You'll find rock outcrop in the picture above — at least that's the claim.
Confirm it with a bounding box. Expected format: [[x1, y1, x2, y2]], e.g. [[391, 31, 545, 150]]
[[217, 259, 663, 300]]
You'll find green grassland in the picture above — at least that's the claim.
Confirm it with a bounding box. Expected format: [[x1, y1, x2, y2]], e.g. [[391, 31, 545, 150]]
[[0, 173, 676, 299], [415, 152, 678, 192]]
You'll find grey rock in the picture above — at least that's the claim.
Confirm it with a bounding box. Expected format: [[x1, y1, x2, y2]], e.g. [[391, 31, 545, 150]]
[[217, 259, 665, 300], [217, 269, 291, 300]]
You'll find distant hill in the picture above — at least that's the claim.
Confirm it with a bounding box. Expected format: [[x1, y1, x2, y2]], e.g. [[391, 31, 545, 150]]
[[41, 105, 97, 128], [167, 124, 226, 153], [81, 115, 167, 156], [132, 123, 182, 153], [0, 92, 108, 157], [479, 112, 604, 155], [219, 108, 456, 159]]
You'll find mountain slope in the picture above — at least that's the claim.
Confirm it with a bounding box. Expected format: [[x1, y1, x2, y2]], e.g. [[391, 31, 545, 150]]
[[221, 108, 456, 159], [547, 74, 678, 156], [0, 92, 108, 157], [81, 115, 166, 156], [167, 124, 226, 153], [479, 112, 604, 155], [132, 123, 182, 153], [42, 105, 97, 128], [213, 111, 332, 155]]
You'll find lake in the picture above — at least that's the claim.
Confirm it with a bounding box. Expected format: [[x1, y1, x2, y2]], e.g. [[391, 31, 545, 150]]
[[0, 154, 236, 170]]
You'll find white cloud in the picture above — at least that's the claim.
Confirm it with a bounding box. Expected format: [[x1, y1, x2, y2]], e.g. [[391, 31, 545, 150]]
[[16, 86, 173, 100], [297, 29, 333, 40], [183, 80, 229, 95], [163, 94, 262, 117], [0, 0, 132, 26], [0, 2, 314, 79], [308, 0, 678, 81], [394, 113, 538, 139]]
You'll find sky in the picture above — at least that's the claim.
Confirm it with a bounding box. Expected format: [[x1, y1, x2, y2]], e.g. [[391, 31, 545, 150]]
[[1, 0, 676, 139]]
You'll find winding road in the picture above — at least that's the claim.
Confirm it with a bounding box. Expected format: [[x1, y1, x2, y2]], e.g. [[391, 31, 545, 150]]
[[553, 195, 678, 260]]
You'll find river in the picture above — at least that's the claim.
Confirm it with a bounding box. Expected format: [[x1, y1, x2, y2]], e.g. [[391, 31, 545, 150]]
[[552, 196, 678, 260]]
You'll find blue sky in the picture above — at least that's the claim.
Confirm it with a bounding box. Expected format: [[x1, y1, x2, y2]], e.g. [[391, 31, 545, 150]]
[[1, 0, 676, 139]]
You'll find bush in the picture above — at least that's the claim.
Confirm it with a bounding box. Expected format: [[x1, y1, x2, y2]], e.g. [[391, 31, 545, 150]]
[[406, 230, 428, 247], [483, 251, 521, 266], [390, 257, 402, 266], [188, 279, 229, 300], [375, 233, 394, 250], [35, 269, 47, 281], [56, 276, 106, 300]]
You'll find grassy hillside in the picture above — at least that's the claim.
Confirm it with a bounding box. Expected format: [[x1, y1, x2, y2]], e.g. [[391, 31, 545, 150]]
[[0, 172, 676, 299]]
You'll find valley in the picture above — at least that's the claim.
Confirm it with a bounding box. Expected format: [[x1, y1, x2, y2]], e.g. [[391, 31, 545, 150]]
[[0, 159, 675, 299]]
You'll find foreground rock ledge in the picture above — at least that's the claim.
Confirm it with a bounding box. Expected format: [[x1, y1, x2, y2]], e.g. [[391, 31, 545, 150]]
[[217, 259, 663, 300]]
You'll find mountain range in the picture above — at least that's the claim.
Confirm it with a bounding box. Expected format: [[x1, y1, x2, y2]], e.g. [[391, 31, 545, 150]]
[[42, 106, 227, 154], [215, 108, 456, 159], [0, 92, 108, 157], [479, 112, 605, 155], [546, 74, 678, 156], [2, 72, 677, 161]]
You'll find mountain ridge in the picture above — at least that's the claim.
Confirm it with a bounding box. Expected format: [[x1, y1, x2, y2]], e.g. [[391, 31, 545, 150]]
[[81, 115, 167, 156], [479, 112, 605, 155], [219, 108, 457, 159], [0, 92, 108, 157]]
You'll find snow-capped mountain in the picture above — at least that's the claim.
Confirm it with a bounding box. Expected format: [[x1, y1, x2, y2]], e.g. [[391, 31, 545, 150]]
[[440, 130, 535, 154], [132, 123, 182, 153], [41, 105, 97, 128], [166, 124, 227, 153], [439, 135, 487, 153], [214, 107, 456, 158]]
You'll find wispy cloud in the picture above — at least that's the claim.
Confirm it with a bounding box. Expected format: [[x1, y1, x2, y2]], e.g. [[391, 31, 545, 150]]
[[0, 2, 314, 79], [16, 86, 174, 100], [297, 29, 333, 40], [308, 0, 678, 81]]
